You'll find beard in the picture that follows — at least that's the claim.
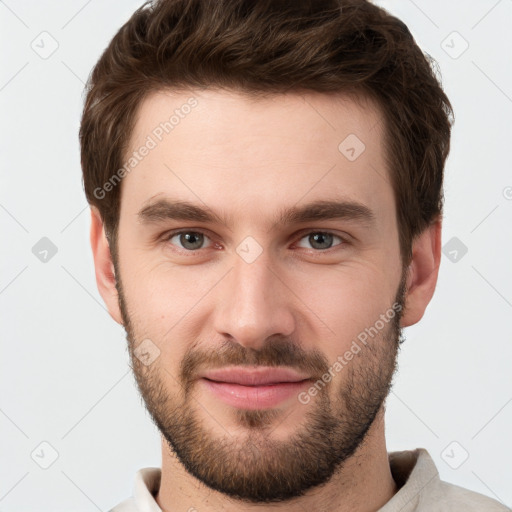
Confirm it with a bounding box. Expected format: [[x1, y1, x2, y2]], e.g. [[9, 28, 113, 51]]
[[115, 263, 407, 504]]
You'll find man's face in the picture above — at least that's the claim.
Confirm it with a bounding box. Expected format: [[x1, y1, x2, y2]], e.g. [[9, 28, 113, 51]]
[[113, 89, 406, 502]]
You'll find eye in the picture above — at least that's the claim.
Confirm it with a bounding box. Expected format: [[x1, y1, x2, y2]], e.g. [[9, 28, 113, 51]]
[[162, 229, 347, 253], [295, 231, 345, 251], [166, 230, 213, 251]]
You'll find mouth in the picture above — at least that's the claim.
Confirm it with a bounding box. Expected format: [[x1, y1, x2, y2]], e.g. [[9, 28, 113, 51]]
[[198, 366, 312, 409]]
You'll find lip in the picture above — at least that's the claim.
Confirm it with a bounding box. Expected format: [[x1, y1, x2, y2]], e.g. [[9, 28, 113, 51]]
[[200, 366, 311, 386], [198, 366, 312, 410]]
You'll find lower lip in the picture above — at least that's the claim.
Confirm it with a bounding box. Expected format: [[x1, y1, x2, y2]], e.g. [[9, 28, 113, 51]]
[[200, 378, 311, 410]]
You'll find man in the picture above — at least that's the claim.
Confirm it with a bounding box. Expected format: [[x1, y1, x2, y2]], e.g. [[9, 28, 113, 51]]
[[80, 0, 509, 510]]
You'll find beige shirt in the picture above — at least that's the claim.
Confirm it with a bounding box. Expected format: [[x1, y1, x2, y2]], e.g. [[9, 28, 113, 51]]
[[110, 448, 510, 511]]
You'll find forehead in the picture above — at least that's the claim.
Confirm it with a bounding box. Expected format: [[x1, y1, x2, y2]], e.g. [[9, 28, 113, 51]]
[[120, 88, 394, 230]]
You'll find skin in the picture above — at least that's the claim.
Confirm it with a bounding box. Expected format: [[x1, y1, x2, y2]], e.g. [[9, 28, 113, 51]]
[[90, 88, 441, 511]]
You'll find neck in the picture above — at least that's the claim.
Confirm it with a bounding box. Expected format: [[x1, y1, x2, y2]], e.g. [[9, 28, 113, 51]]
[[155, 407, 397, 512]]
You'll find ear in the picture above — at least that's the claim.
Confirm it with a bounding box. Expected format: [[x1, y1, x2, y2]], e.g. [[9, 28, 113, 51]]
[[400, 218, 442, 327], [90, 207, 123, 325]]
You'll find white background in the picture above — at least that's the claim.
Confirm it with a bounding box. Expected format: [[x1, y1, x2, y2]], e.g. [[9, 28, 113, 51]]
[[1, 0, 511, 510]]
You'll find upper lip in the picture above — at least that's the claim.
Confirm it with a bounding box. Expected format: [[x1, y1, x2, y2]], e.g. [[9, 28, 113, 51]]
[[200, 366, 311, 386]]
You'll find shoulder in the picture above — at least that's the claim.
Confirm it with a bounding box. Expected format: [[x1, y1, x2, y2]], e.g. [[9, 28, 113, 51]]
[[385, 448, 510, 511], [424, 479, 511, 511]]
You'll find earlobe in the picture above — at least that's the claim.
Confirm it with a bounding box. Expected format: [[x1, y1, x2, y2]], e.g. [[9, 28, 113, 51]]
[[89, 207, 124, 325], [400, 218, 442, 328]]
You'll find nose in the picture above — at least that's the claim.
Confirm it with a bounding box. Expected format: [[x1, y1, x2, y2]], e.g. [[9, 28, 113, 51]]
[[212, 249, 296, 351]]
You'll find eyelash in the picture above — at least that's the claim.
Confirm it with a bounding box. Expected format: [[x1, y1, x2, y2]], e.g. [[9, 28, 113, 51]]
[[161, 229, 349, 254]]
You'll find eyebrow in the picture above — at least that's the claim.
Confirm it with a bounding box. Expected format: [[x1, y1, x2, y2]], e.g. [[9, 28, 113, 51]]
[[137, 197, 376, 231]]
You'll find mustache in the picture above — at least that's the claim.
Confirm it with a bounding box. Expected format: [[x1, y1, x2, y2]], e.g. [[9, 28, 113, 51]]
[[180, 336, 330, 385]]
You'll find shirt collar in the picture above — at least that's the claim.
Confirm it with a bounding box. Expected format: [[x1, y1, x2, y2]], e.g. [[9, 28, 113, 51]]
[[131, 448, 439, 511], [133, 467, 162, 512]]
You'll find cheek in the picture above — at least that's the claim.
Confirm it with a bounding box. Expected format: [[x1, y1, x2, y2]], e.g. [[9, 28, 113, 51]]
[[292, 263, 397, 357], [118, 253, 223, 349]]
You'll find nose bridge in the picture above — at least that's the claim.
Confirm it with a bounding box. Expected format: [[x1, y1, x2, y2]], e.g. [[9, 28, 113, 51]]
[[213, 246, 295, 348], [233, 250, 274, 311]]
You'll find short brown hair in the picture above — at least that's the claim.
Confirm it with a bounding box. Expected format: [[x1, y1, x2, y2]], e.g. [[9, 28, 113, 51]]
[[80, 0, 453, 267]]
